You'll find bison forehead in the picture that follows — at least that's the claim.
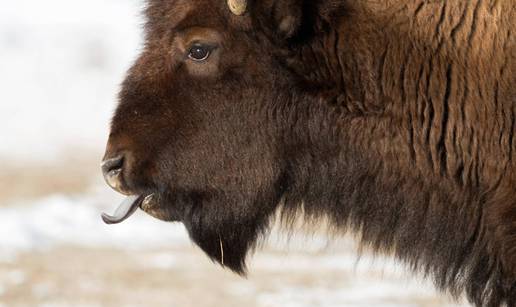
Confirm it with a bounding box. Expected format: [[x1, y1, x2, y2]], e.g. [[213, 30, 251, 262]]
[[145, 0, 194, 30], [145, 0, 253, 35]]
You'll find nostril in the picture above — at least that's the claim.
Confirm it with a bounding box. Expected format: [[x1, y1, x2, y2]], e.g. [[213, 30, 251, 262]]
[[102, 153, 132, 195], [101, 155, 125, 175]]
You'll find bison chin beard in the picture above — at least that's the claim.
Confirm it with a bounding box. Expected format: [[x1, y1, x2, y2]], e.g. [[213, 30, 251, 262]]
[[180, 192, 277, 275]]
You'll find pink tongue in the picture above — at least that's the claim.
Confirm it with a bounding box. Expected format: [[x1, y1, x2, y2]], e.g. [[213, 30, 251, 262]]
[[102, 195, 142, 224]]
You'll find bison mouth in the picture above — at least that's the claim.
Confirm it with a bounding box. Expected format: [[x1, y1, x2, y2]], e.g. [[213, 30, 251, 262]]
[[101, 193, 157, 224]]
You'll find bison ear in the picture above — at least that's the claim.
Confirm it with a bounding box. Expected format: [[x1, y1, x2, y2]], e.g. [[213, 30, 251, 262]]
[[273, 0, 303, 39], [254, 0, 304, 40], [254, 0, 344, 42]]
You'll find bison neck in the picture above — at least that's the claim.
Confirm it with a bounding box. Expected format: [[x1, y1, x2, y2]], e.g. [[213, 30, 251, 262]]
[[278, 98, 504, 303], [277, 1, 515, 303]]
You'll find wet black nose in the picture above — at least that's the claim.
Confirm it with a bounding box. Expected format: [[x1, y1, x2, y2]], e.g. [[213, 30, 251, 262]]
[[101, 154, 131, 195]]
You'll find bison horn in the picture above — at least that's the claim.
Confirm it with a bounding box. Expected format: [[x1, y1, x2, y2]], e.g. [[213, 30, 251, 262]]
[[227, 0, 247, 15]]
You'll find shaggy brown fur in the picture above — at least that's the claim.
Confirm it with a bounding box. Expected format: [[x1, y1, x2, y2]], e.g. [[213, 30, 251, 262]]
[[103, 0, 515, 305]]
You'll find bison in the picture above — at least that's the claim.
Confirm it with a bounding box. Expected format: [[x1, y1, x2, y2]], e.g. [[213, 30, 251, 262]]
[[100, 0, 515, 305]]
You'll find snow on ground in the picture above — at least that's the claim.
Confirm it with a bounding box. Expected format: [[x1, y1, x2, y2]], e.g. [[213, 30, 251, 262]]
[[0, 186, 189, 260]]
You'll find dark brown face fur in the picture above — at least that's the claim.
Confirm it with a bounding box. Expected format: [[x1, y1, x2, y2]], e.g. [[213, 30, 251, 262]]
[[105, 0, 302, 273]]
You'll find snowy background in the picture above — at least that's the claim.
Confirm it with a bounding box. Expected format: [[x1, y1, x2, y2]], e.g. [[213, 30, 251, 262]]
[[0, 1, 468, 306]]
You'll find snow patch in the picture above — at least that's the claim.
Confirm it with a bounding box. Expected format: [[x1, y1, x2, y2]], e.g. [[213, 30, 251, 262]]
[[0, 190, 189, 258]]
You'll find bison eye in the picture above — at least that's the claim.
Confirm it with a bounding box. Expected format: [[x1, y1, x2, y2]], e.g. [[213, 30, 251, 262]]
[[188, 44, 211, 62]]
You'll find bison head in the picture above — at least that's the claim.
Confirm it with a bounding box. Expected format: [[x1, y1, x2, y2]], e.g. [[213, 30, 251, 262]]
[[102, 0, 337, 273]]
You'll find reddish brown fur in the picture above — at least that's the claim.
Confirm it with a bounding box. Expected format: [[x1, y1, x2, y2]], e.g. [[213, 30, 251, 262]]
[[104, 0, 515, 305]]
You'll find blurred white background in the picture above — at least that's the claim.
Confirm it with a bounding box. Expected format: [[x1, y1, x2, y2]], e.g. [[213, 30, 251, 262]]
[[0, 0, 142, 162], [0, 1, 468, 306]]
